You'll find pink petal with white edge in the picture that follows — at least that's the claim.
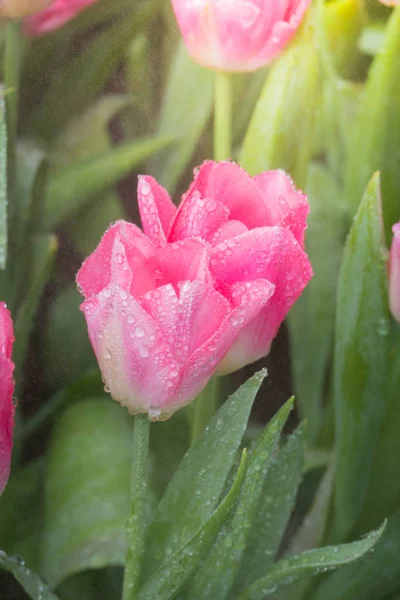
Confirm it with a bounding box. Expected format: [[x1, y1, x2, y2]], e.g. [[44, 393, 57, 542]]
[[182, 161, 268, 230], [253, 170, 309, 246], [154, 238, 211, 290], [138, 176, 177, 249], [210, 227, 313, 364], [77, 220, 156, 299], [168, 190, 230, 243], [81, 286, 180, 418], [140, 280, 231, 364], [174, 277, 273, 404]]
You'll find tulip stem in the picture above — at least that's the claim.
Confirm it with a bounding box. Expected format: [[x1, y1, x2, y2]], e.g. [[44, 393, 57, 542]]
[[192, 376, 220, 443], [214, 70, 232, 161], [122, 413, 150, 600]]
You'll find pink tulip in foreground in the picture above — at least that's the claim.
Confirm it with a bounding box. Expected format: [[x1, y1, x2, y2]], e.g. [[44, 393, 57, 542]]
[[0, 303, 15, 497], [389, 223, 400, 323], [24, 0, 98, 36], [77, 161, 312, 419], [171, 0, 312, 72]]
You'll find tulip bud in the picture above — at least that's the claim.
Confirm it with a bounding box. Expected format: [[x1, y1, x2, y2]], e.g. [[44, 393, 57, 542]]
[[0, 0, 51, 19], [0, 302, 15, 497], [170, 0, 312, 72], [389, 223, 400, 323]]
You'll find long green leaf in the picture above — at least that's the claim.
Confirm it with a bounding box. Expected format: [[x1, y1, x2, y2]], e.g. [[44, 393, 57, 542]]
[[137, 450, 248, 600], [311, 512, 400, 600], [239, 19, 319, 187], [0, 89, 6, 269], [41, 398, 134, 587], [0, 550, 59, 600], [143, 370, 267, 577], [43, 135, 173, 230], [334, 173, 389, 539], [187, 398, 294, 600], [149, 42, 214, 194], [239, 523, 386, 600], [345, 6, 400, 240], [236, 422, 305, 589]]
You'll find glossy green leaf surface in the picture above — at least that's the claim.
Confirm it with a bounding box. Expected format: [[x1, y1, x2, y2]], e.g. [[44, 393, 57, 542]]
[[41, 398, 133, 587], [239, 523, 386, 600], [334, 173, 389, 539], [143, 370, 267, 577]]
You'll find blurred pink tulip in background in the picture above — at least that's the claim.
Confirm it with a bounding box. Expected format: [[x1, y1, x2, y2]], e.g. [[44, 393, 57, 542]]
[[0, 303, 15, 497]]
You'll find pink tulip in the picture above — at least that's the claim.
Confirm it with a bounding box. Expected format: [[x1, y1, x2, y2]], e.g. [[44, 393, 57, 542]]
[[171, 0, 312, 72], [77, 161, 312, 418], [24, 0, 98, 36], [0, 303, 15, 497], [389, 223, 400, 323]]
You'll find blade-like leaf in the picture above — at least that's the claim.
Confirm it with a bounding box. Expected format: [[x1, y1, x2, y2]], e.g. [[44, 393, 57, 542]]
[[186, 398, 294, 600], [0, 550, 59, 600], [288, 164, 347, 440], [239, 523, 386, 600], [334, 173, 389, 539], [345, 6, 400, 240], [44, 135, 173, 230], [41, 398, 134, 587], [239, 20, 319, 187], [311, 512, 400, 600], [149, 42, 214, 194], [0, 88, 7, 269], [236, 422, 305, 589], [137, 450, 248, 600], [143, 370, 267, 577]]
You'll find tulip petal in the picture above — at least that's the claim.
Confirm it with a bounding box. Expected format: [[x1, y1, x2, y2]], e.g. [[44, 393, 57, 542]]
[[81, 286, 180, 416], [155, 238, 211, 289], [138, 175, 177, 249], [169, 190, 230, 243], [253, 170, 309, 246], [211, 220, 249, 245], [174, 276, 273, 403], [0, 303, 14, 497], [24, 0, 98, 36], [140, 280, 231, 364], [210, 227, 313, 366], [183, 161, 268, 230], [77, 220, 155, 299]]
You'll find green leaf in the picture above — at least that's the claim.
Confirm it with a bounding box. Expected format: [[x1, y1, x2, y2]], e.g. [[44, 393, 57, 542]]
[[0, 89, 7, 269], [334, 173, 390, 539], [44, 135, 173, 230], [288, 164, 347, 440], [13, 235, 58, 380], [238, 523, 386, 600], [143, 370, 267, 577], [137, 450, 248, 600], [236, 422, 306, 589], [239, 20, 319, 187], [149, 42, 214, 194], [28, 2, 159, 141], [323, 0, 365, 77], [311, 513, 400, 600], [41, 398, 133, 587], [186, 398, 294, 600], [41, 286, 97, 391], [0, 550, 59, 600], [345, 7, 400, 240]]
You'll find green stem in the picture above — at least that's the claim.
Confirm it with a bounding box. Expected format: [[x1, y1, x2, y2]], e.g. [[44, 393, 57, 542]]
[[191, 376, 219, 443], [122, 414, 151, 600], [4, 20, 22, 265], [214, 70, 232, 161]]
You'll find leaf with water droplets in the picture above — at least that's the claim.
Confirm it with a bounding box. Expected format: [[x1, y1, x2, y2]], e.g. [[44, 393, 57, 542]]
[[185, 397, 294, 600], [0, 549, 59, 600], [137, 449, 248, 600], [237, 522, 386, 600], [334, 173, 390, 539], [143, 370, 267, 578]]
